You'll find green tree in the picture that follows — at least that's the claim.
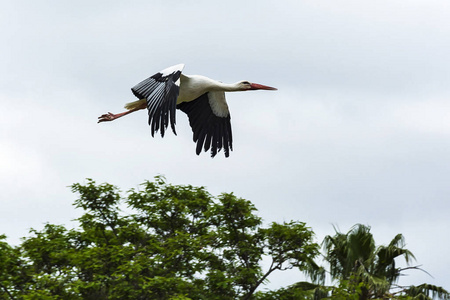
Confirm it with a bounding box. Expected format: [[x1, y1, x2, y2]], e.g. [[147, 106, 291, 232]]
[[0, 235, 28, 299], [321, 224, 449, 300], [0, 177, 321, 300]]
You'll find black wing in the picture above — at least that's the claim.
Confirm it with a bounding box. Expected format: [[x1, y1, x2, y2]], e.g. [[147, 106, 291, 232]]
[[177, 92, 233, 158], [131, 64, 184, 137]]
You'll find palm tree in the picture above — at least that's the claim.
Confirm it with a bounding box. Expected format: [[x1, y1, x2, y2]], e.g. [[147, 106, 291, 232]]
[[322, 224, 449, 299]]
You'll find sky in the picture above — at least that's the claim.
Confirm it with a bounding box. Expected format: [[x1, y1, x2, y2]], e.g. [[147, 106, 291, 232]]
[[1, 0, 450, 291]]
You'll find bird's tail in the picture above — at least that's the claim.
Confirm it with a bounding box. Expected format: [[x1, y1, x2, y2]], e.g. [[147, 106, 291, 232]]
[[124, 99, 146, 110]]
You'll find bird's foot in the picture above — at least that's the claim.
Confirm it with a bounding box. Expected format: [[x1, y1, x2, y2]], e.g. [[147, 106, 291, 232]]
[[98, 112, 119, 123]]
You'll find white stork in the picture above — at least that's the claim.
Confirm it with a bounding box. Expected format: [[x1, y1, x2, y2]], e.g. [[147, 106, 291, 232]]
[[98, 64, 277, 157]]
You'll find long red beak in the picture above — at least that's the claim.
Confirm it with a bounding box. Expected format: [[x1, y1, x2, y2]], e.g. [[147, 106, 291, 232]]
[[249, 83, 277, 90]]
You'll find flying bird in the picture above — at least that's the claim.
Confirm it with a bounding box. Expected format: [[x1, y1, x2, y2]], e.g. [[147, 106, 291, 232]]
[[98, 64, 277, 157]]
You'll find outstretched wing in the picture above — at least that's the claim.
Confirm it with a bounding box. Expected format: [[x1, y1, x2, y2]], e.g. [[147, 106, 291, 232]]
[[177, 92, 233, 158], [131, 63, 184, 137]]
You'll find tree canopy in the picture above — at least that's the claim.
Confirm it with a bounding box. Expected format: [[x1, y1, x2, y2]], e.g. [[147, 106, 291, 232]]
[[0, 177, 321, 299], [0, 177, 448, 300], [320, 224, 449, 300]]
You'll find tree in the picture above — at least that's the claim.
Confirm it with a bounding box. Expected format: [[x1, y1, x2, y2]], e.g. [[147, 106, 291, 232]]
[[0, 177, 322, 300], [1, 180, 448, 300], [321, 224, 449, 300]]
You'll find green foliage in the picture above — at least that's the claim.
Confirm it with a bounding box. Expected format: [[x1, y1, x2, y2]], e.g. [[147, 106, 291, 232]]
[[0, 235, 29, 299], [254, 281, 330, 300], [0, 177, 320, 300], [322, 224, 450, 300], [1, 180, 448, 300], [404, 284, 450, 300]]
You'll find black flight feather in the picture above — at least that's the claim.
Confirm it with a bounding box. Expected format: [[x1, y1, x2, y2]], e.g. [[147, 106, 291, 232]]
[[131, 69, 182, 137], [177, 93, 232, 158]]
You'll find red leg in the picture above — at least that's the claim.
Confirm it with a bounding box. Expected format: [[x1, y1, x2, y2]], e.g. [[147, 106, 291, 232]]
[[98, 107, 143, 123]]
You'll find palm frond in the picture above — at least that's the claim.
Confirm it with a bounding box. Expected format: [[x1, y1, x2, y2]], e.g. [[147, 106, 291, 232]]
[[405, 283, 450, 300]]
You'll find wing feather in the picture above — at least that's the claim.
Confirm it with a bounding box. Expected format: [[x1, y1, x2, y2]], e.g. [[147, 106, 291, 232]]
[[131, 64, 184, 137], [177, 92, 233, 158]]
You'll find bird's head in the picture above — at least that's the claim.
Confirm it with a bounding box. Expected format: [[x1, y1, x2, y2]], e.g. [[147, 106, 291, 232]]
[[238, 80, 277, 91]]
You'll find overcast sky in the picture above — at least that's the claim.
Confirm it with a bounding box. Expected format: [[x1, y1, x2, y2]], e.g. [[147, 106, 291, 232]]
[[1, 0, 449, 290]]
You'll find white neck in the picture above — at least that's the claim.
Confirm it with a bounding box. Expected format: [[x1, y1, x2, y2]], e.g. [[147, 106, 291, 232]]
[[211, 81, 243, 92], [182, 74, 243, 92], [178, 75, 244, 103]]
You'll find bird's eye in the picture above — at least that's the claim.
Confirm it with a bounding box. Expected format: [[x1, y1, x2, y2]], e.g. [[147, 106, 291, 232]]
[[241, 81, 250, 85]]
